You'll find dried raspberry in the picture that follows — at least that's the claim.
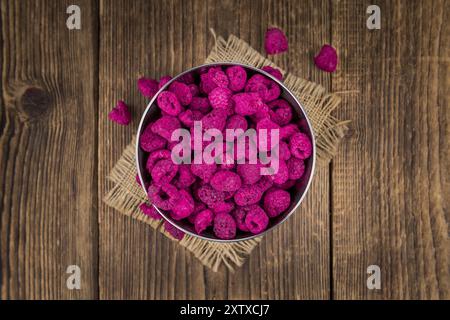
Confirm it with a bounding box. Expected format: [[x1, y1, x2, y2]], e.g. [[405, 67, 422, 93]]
[[232, 206, 251, 232], [286, 157, 305, 180], [234, 184, 263, 206], [178, 109, 203, 127], [194, 209, 214, 234], [210, 170, 242, 192], [244, 205, 269, 234], [264, 27, 288, 55], [190, 162, 217, 183], [245, 74, 269, 101], [212, 201, 235, 215], [171, 189, 195, 220], [140, 123, 167, 152], [139, 203, 162, 220], [208, 87, 233, 111], [157, 91, 183, 116], [278, 141, 291, 160], [169, 81, 193, 106], [268, 99, 293, 126], [158, 75, 173, 89], [263, 188, 291, 217], [188, 202, 207, 224], [196, 184, 226, 208], [201, 109, 228, 132], [189, 97, 211, 114], [267, 159, 289, 185], [264, 80, 281, 102], [164, 221, 185, 240], [200, 68, 229, 94], [151, 159, 178, 186], [174, 164, 196, 189], [138, 77, 159, 98], [256, 118, 280, 152], [225, 114, 248, 132], [151, 115, 181, 140], [145, 149, 171, 173], [213, 213, 236, 240], [236, 163, 262, 185], [226, 65, 247, 92], [189, 84, 200, 97], [261, 66, 283, 81], [289, 132, 313, 159], [280, 124, 300, 140], [314, 44, 338, 73], [147, 183, 179, 211], [233, 92, 264, 116], [108, 100, 131, 126]]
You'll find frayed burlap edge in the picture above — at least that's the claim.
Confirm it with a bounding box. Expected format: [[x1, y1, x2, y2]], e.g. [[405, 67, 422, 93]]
[[103, 33, 348, 273], [206, 34, 348, 165], [104, 138, 263, 272]]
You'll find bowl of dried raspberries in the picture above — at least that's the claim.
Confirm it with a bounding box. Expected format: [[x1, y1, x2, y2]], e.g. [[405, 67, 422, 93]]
[[136, 63, 315, 242]]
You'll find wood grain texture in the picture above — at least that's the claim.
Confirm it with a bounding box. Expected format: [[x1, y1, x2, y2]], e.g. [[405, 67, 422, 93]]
[[98, 0, 330, 299], [331, 0, 449, 299], [0, 0, 448, 300], [0, 0, 98, 299]]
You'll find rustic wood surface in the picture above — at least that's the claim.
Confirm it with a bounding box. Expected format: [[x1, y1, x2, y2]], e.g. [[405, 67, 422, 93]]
[[0, 0, 448, 299]]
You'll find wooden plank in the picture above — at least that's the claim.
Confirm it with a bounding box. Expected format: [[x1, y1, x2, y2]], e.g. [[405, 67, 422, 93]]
[[331, 0, 449, 299], [0, 0, 99, 299], [99, 0, 330, 299]]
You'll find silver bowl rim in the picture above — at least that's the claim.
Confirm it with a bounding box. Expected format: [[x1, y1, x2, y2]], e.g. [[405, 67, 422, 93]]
[[136, 62, 316, 243]]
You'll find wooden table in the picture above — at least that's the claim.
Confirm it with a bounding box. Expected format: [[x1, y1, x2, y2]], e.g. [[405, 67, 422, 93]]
[[0, 0, 448, 300]]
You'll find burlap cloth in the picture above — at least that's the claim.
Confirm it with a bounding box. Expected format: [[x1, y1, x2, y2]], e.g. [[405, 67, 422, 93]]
[[104, 34, 348, 272]]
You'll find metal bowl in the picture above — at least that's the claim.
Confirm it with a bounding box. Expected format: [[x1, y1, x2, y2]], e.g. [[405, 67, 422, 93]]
[[136, 62, 316, 242]]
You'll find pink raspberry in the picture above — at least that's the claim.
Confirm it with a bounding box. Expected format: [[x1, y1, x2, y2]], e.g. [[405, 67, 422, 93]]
[[226, 65, 247, 92], [280, 123, 300, 140], [210, 170, 242, 192], [212, 201, 235, 215], [250, 102, 270, 123], [274, 179, 296, 190], [139, 123, 167, 152], [264, 80, 281, 102], [263, 188, 291, 217], [256, 175, 274, 192], [286, 157, 305, 180], [157, 91, 183, 116], [138, 77, 159, 98], [244, 205, 269, 234], [232, 206, 252, 232], [174, 164, 196, 189], [256, 118, 280, 152], [233, 92, 264, 116], [196, 184, 225, 208], [268, 99, 293, 126], [145, 149, 171, 173], [188, 202, 207, 224], [226, 114, 248, 131], [169, 81, 193, 106], [264, 27, 288, 55], [108, 100, 131, 126], [178, 109, 203, 127], [213, 213, 236, 240], [164, 221, 185, 240], [261, 66, 283, 81], [151, 159, 178, 186], [245, 74, 269, 101], [278, 141, 291, 160], [208, 87, 233, 110], [189, 84, 200, 97], [201, 109, 228, 132], [267, 159, 289, 185], [147, 183, 179, 211], [158, 75, 172, 89], [236, 163, 262, 185], [178, 72, 195, 84], [151, 115, 181, 140], [190, 162, 217, 183], [314, 44, 338, 73], [200, 68, 229, 94], [171, 189, 195, 220], [289, 132, 313, 159], [189, 97, 211, 114], [194, 209, 214, 234], [233, 184, 263, 206], [139, 203, 162, 220]]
